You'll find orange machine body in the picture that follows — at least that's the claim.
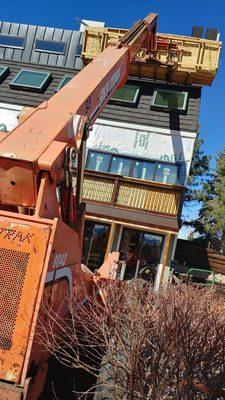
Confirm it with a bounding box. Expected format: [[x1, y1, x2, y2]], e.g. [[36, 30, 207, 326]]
[[0, 13, 158, 399]]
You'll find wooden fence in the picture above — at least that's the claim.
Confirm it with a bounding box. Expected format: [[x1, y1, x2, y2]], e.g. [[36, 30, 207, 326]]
[[175, 239, 225, 275]]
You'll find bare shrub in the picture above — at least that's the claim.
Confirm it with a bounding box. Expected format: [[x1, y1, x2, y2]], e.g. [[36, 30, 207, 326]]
[[37, 281, 225, 399]]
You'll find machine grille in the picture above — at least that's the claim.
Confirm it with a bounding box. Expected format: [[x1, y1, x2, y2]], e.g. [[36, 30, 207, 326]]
[[0, 247, 29, 350]]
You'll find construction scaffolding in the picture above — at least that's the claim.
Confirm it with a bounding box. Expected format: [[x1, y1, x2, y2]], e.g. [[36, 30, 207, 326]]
[[82, 27, 222, 86]]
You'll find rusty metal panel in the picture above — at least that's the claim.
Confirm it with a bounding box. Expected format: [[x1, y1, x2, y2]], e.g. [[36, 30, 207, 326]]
[[0, 215, 51, 383]]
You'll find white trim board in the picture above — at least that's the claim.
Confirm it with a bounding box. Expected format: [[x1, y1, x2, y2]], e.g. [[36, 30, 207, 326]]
[[0, 102, 22, 112]]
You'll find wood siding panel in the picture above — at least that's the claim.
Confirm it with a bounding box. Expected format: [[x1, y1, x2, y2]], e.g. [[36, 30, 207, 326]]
[[175, 239, 225, 275]]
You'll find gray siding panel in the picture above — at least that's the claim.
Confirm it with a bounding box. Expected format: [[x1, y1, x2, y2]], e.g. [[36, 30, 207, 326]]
[[13, 24, 28, 61], [1, 22, 10, 34], [39, 27, 55, 65], [21, 25, 36, 63], [1, 22, 11, 58], [66, 31, 80, 69], [75, 33, 83, 70], [4, 23, 17, 60], [48, 28, 63, 66], [8, 23, 20, 61], [99, 80, 201, 132], [57, 29, 72, 68], [30, 26, 45, 64], [0, 23, 3, 59], [0, 21, 82, 71], [38, 51, 49, 65], [44, 27, 54, 39]]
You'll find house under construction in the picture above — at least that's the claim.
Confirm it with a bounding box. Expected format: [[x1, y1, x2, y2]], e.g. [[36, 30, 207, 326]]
[[0, 18, 221, 288]]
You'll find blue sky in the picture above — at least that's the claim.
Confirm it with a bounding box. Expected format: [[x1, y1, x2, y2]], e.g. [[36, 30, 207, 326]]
[[2, 0, 224, 163]]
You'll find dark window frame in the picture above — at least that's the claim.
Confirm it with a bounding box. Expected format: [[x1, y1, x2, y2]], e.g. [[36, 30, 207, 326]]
[[151, 89, 188, 113], [119, 227, 165, 279], [0, 66, 9, 82], [55, 74, 73, 92], [82, 220, 110, 270], [0, 34, 25, 49], [34, 39, 67, 55], [110, 84, 140, 106], [86, 150, 181, 185], [154, 162, 180, 185], [10, 69, 52, 92], [132, 159, 156, 181], [109, 155, 133, 176], [86, 151, 111, 174]]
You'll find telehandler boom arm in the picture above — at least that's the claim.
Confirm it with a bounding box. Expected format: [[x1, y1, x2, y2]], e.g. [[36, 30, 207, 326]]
[[0, 13, 158, 400], [0, 13, 157, 211]]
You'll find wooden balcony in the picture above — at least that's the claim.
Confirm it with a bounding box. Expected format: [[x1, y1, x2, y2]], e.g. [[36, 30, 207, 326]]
[[80, 170, 184, 217]]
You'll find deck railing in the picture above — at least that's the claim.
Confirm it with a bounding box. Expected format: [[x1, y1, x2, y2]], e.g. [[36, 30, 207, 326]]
[[77, 170, 184, 216]]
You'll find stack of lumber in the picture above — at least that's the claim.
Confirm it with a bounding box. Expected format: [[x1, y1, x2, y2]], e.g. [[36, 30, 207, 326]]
[[82, 26, 222, 86]]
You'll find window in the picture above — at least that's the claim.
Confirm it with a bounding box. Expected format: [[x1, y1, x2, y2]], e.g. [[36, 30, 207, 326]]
[[10, 69, 51, 92], [110, 85, 140, 105], [76, 43, 82, 57], [154, 163, 179, 184], [120, 228, 164, 280], [133, 160, 155, 181], [82, 221, 110, 271], [55, 75, 73, 92], [86, 150, 180, 185], [86, 151, 111, 172], [0, 35, 25, 49], [151, 89, 188, 112], [109, 156, 131, 176], [0, 66, 9, 82], [35, 39, 66, 54]]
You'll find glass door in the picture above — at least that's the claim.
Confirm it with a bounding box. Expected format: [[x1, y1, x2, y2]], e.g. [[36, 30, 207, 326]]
[[120, 228, 164, 280], [82, 221, 110, 271]]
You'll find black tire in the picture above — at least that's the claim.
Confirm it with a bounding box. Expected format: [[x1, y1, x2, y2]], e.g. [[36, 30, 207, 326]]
[[93, 356, 115, 400]]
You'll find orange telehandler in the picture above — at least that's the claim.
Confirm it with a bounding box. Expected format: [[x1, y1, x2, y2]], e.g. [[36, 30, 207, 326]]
[[0, 12, 163, 399]]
